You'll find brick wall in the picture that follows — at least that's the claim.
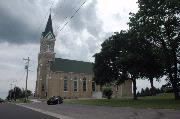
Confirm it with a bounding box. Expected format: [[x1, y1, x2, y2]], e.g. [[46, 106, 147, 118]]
[[47, 72, 100, 99]]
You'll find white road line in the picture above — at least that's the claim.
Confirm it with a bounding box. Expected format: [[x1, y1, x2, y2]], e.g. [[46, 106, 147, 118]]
[[16, 104, 75, 119]]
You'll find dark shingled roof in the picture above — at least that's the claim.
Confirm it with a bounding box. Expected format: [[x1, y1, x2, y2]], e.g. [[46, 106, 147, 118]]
[[50, 58, 93, 74], [42, 14, 55, 38]]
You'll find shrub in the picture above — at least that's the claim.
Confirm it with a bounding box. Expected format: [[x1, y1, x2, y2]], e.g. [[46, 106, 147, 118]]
[[103, 87, 113, 99]]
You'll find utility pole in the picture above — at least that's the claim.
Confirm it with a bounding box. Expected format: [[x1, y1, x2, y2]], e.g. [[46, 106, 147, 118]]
[[23, 57, 30, 102]]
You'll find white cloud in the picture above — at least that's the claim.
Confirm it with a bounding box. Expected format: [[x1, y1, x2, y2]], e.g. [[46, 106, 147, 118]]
[[97, 0, 138, 32]]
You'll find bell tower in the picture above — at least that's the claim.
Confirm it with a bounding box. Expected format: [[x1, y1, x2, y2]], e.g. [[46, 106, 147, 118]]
[[36, 14, 56, 98]]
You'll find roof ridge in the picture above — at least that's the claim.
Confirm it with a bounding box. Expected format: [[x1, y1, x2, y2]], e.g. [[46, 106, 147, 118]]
[[55, 58, 93, 64]]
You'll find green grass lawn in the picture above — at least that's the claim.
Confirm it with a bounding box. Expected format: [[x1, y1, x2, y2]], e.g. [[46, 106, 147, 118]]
[[64, 93, 180, 109], [12, 99, 32, 103]]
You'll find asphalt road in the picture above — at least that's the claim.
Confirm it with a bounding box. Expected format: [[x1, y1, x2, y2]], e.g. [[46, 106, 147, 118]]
[[0, 103, 58, 119], [23, 102, 180, 119]]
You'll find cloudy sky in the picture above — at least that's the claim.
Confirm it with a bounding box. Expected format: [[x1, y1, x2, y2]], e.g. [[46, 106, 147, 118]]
[[0, 0, 167, 99]]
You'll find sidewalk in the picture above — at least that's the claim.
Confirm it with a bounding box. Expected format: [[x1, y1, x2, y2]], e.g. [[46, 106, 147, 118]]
[[16, 103, 74, 119], [30, 99, 45, 103]]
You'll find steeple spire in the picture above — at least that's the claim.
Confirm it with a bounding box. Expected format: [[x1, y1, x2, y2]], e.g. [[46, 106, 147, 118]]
[[42, 13, 55, 39]]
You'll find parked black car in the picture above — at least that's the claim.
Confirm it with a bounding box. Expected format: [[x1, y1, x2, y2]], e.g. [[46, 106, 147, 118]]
[[47, 96, 63, 105]]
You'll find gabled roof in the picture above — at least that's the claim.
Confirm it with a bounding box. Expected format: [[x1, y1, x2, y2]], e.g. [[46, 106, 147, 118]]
[[42, 14, 55, 38], [50, 58, 93, 74]]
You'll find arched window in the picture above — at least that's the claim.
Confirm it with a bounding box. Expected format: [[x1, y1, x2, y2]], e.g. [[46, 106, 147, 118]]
[[83, 78, 86, 91], [92, 81, 96, 92], [64, 77, 68, 91], [116, 85, 119, 92], [42, 85, 45, 91], [73, 78, 78, 92]]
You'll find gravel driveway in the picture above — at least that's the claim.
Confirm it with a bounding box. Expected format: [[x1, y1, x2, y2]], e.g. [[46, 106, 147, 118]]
[[22, 102, 180, 119]]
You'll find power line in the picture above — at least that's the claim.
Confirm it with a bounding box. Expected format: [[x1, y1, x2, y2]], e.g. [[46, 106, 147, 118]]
[[55, 0, 87, 36], [50, 0, 56, 10], [53, 0, 84, 31], [52, 0, 83, 21], [52, 0, 66, 20], [16, 71, 26, 86], [56, 0, 87, 32]]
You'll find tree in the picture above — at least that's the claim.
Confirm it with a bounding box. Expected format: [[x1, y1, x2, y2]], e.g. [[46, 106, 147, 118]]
[[93, 31, 130, 86], [13, 87, 23, 100], [144, 87, 151, 96], [21, 89, 32, 99], [141, 88, 145, 96], [137, 91, 141, 97], [6, 89, 14, 100], [94, 31, 147, 100], [6, 87, 32, 100], [140, 43, 164, 95], [119, 30, 163, 99], [26, 90, 32, 99], [129, 0, 180, 100]]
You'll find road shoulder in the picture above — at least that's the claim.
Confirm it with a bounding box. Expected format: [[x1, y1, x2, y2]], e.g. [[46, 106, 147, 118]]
[[15, 103, 74, 119]]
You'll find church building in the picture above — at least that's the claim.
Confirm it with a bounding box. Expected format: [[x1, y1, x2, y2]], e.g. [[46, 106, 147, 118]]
[[35, 14, 132, 99]]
